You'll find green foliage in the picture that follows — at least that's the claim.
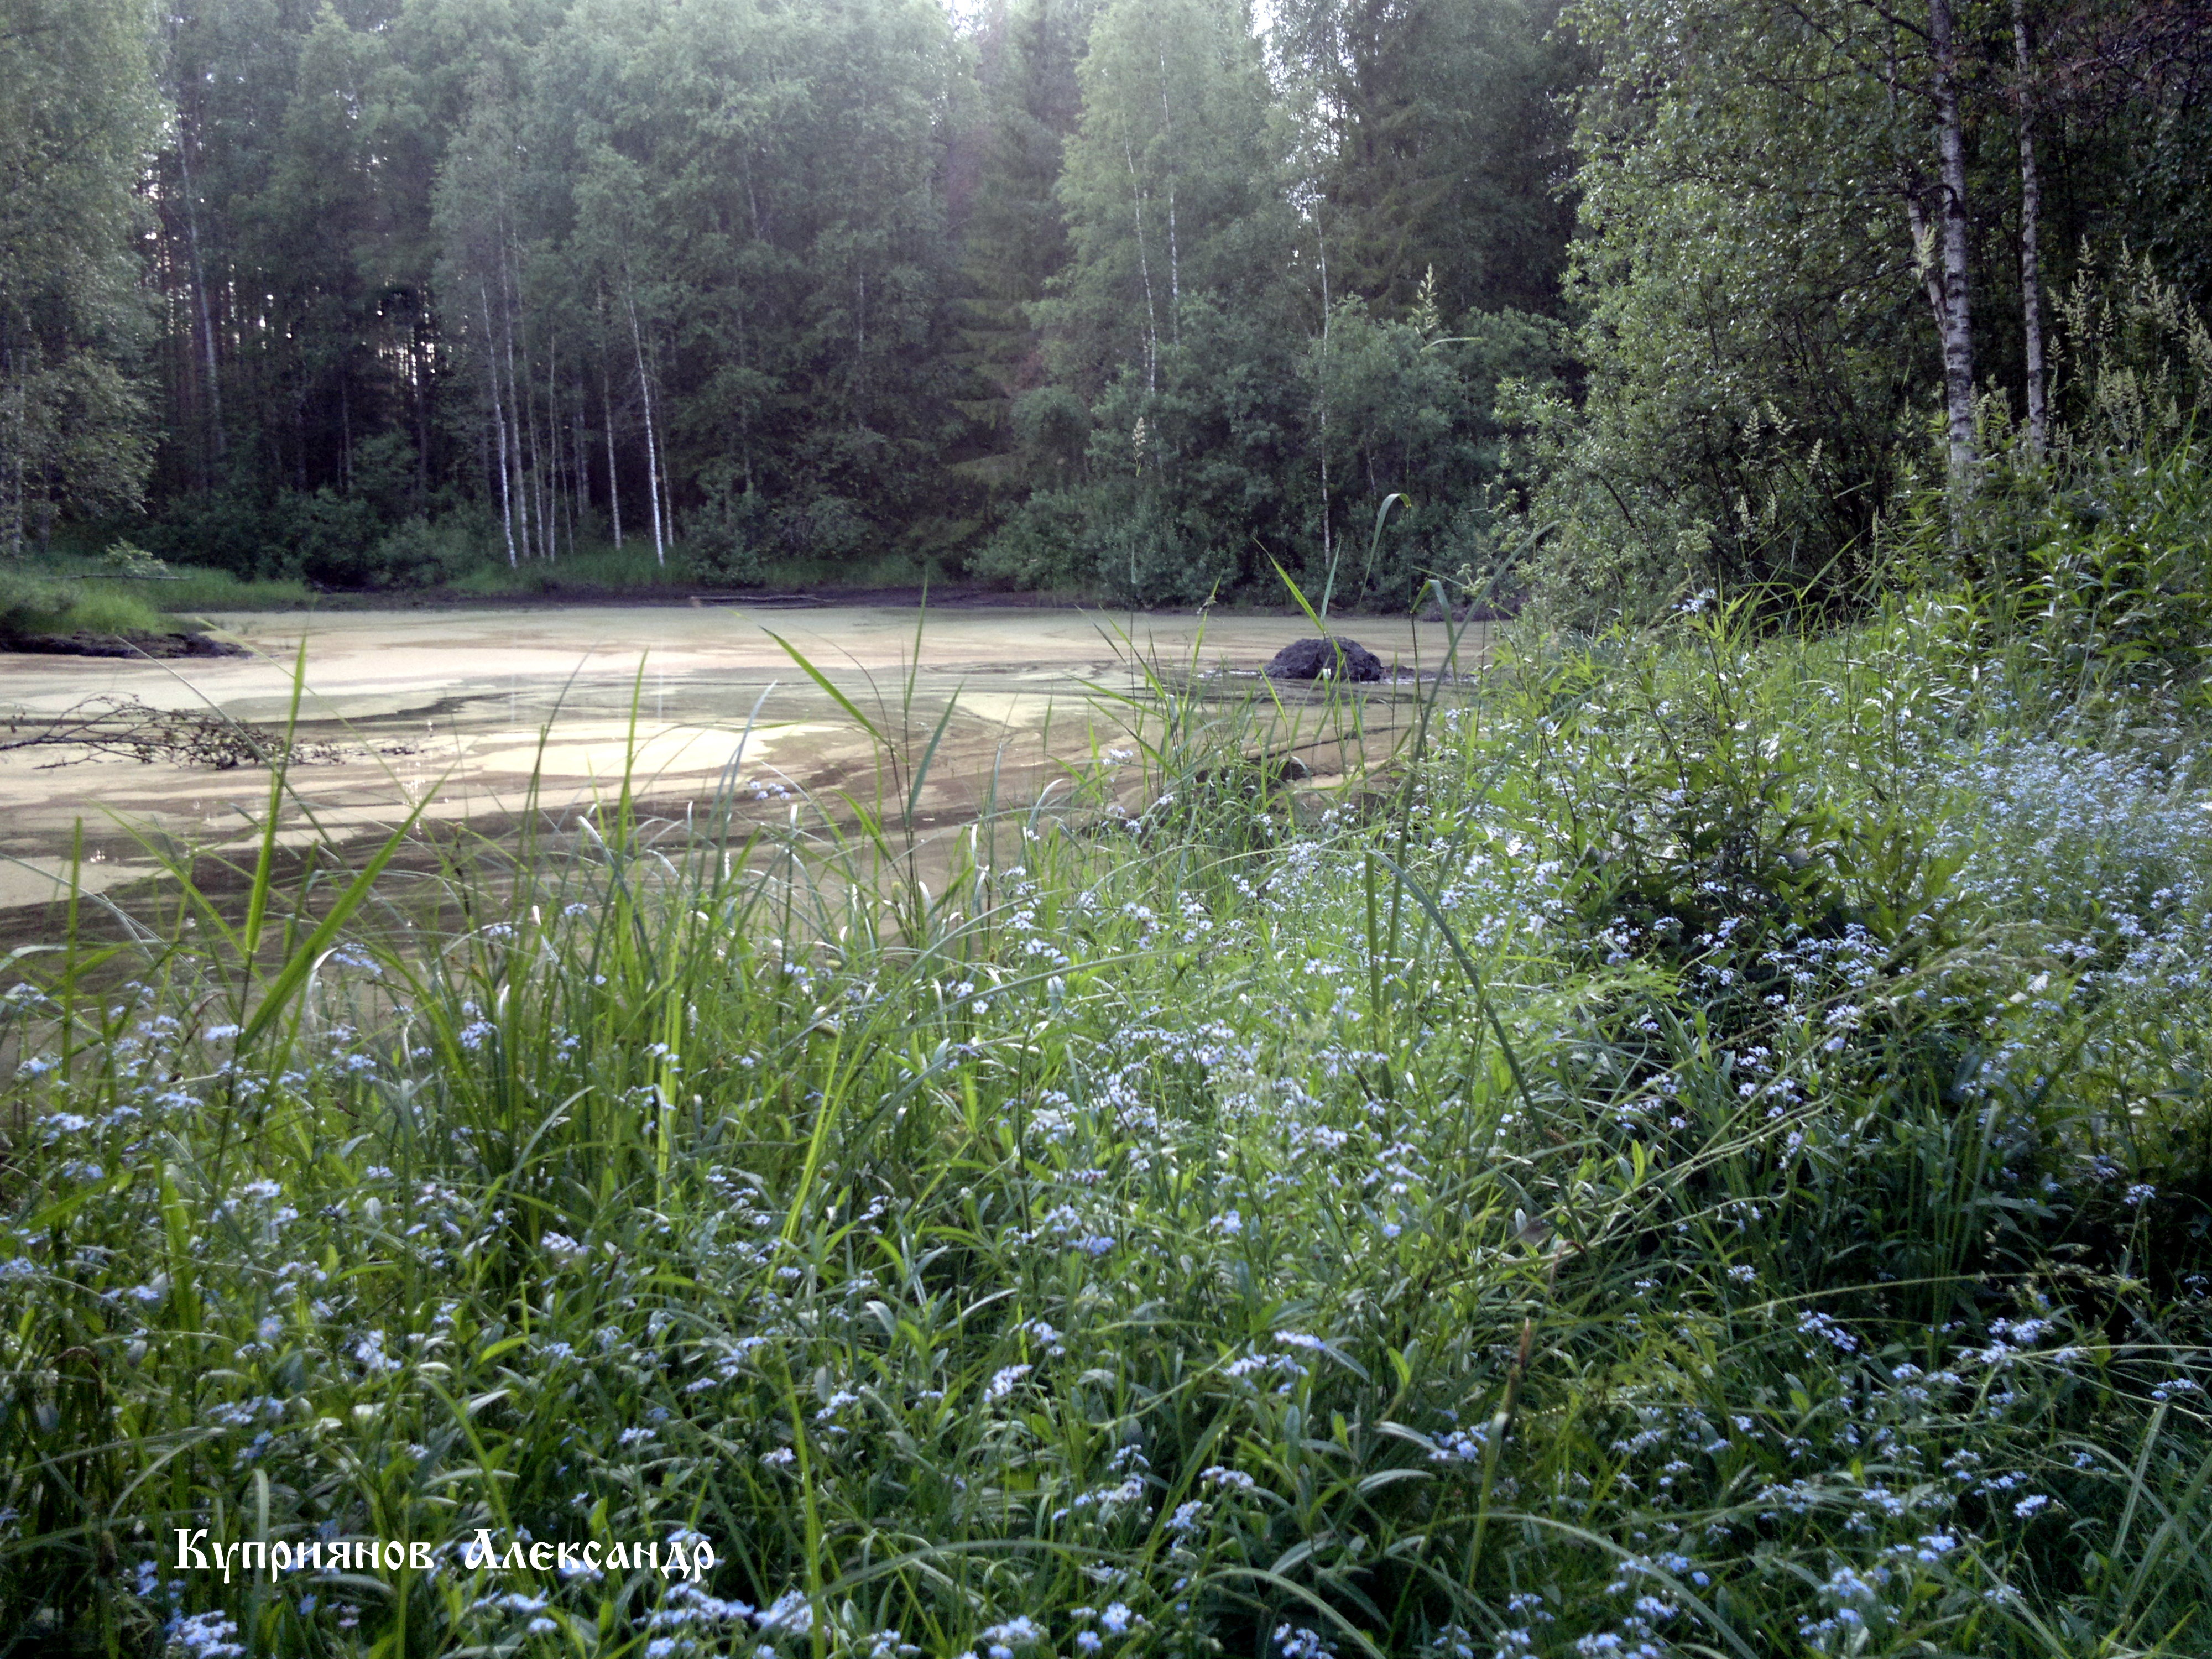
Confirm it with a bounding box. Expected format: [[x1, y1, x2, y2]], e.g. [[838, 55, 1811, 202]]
[[134, 562, 314, 611], [54, 585, 169, 636], [1022, 298, 1557, 607], [1046, 0, 1295, 399], [1271, 0, 1585, 318], [1876, 255, 2212, 699], [1504, 0, 1926, 625], [2022, 446, 2212, 694], [0, 566, 170, 637], [973, 484, 1091, 589], [950, 0, 1095, 479], [1509, 0, 2212, 627], [5, 606, 2211, 1653], [0, 0, 162, 549]]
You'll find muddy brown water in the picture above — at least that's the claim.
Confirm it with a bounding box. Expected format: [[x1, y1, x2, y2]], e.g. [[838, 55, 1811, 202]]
[[0, 603, 1483, 928]]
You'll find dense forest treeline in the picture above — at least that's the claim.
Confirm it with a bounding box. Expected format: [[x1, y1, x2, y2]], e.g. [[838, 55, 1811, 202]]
[[2, 0, 2208, 611]]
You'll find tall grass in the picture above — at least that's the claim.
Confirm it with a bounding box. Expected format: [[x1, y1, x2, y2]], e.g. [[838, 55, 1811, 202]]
[[0, 568, 173, 638], [133, 568, 319, 613], [2, 596, 2208, 1658]]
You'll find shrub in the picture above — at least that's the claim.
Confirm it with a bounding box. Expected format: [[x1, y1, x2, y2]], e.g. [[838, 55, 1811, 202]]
[[973, 487, 1090, 590]]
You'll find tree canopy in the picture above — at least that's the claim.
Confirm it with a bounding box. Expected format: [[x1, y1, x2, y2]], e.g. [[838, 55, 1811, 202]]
[[0, 0, 2203, 609]]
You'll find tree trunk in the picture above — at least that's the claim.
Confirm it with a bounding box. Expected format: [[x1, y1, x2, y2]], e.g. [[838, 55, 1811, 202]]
[[625, 289, 665, 567], [2013, 0, 2048, 457], [1931, 0, 1979, 490], [3, 330, 21, 555], [571, 393, 587, 553], [1158, 50, 1180, 342], [176, 121, 225, 467], [498, 290, 529, 562], [602, 364, 622, 549], [415, 309, 431, 505], [1315, 220, 1333, 618], [528, 366, 549, 560], [479, 282, 519, 568], [1124, 139, 1158, 396]]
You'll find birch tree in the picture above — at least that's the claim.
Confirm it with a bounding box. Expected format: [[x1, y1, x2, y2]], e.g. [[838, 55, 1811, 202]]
[[1048, 0, 1290, 399]]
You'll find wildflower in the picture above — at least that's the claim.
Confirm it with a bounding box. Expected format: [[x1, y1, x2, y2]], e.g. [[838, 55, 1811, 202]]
[[169, 1614, 247, 1658], [985, 1364, 1031, 1403], [353, 1331, 401, 1375], [1797, 1310, 1859, 1353], [978, 1615, 1044, 1658], [755, 1592, 814, 1636]]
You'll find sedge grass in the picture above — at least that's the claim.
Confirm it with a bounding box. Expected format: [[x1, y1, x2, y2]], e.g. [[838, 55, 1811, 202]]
[[2, 593, 2210, 1658]]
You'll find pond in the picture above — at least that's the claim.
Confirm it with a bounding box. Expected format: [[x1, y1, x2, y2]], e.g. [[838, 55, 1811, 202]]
[[0, 602, 1483, 919]]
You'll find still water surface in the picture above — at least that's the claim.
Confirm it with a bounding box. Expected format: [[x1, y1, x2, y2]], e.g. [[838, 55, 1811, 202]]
[[0, 603, 1479, 917]]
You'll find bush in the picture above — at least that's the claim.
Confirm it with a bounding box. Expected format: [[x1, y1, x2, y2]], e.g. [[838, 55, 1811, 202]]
[[142, 491, 288, 578], [1086, 486, 1235, 607], [973, 488, 1090, 590], [2026, 444, 2211, 691], [142, 489, 488, 588], [689, 474, 770, 585], [359, 515, 481, 589]]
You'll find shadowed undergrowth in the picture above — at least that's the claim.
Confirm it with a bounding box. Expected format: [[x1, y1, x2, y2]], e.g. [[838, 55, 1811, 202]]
[[2, 598, 2210, 1659]]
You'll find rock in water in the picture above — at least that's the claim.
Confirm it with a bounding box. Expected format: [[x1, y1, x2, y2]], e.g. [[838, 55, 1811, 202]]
[[1264, 635, 1386, 682]]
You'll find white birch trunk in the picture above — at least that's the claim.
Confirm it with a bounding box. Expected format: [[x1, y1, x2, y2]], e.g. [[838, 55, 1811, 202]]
[[2012, 0, 2048, 457], [1931, 0, 1979, 490], [177, 123, 225, 463], [602, 367, 622, 549], [479, 281, 519, 568], [497, 260, 532, 563], [1159, 51, 1180, 342], [1124, 138, 1159, 397], [625, 289, 666, 567]]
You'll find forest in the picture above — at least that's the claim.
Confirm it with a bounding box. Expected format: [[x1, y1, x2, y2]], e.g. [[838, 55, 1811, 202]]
[[11, 1, 2212, 1657], [4, 0, 2203, 611]]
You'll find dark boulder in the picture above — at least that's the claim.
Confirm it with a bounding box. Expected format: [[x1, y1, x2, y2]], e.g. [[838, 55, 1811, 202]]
[[1263, 635, 1386, 682]]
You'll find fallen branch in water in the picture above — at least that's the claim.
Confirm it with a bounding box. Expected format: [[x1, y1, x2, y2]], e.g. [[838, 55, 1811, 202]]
[[0, 695, 415, 770]]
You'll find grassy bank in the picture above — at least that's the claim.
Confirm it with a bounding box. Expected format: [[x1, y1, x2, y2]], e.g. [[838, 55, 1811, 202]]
[[0, 556, 316, 643], [2, 593, 2209, 1658], [5, 540, 1047, 622]]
